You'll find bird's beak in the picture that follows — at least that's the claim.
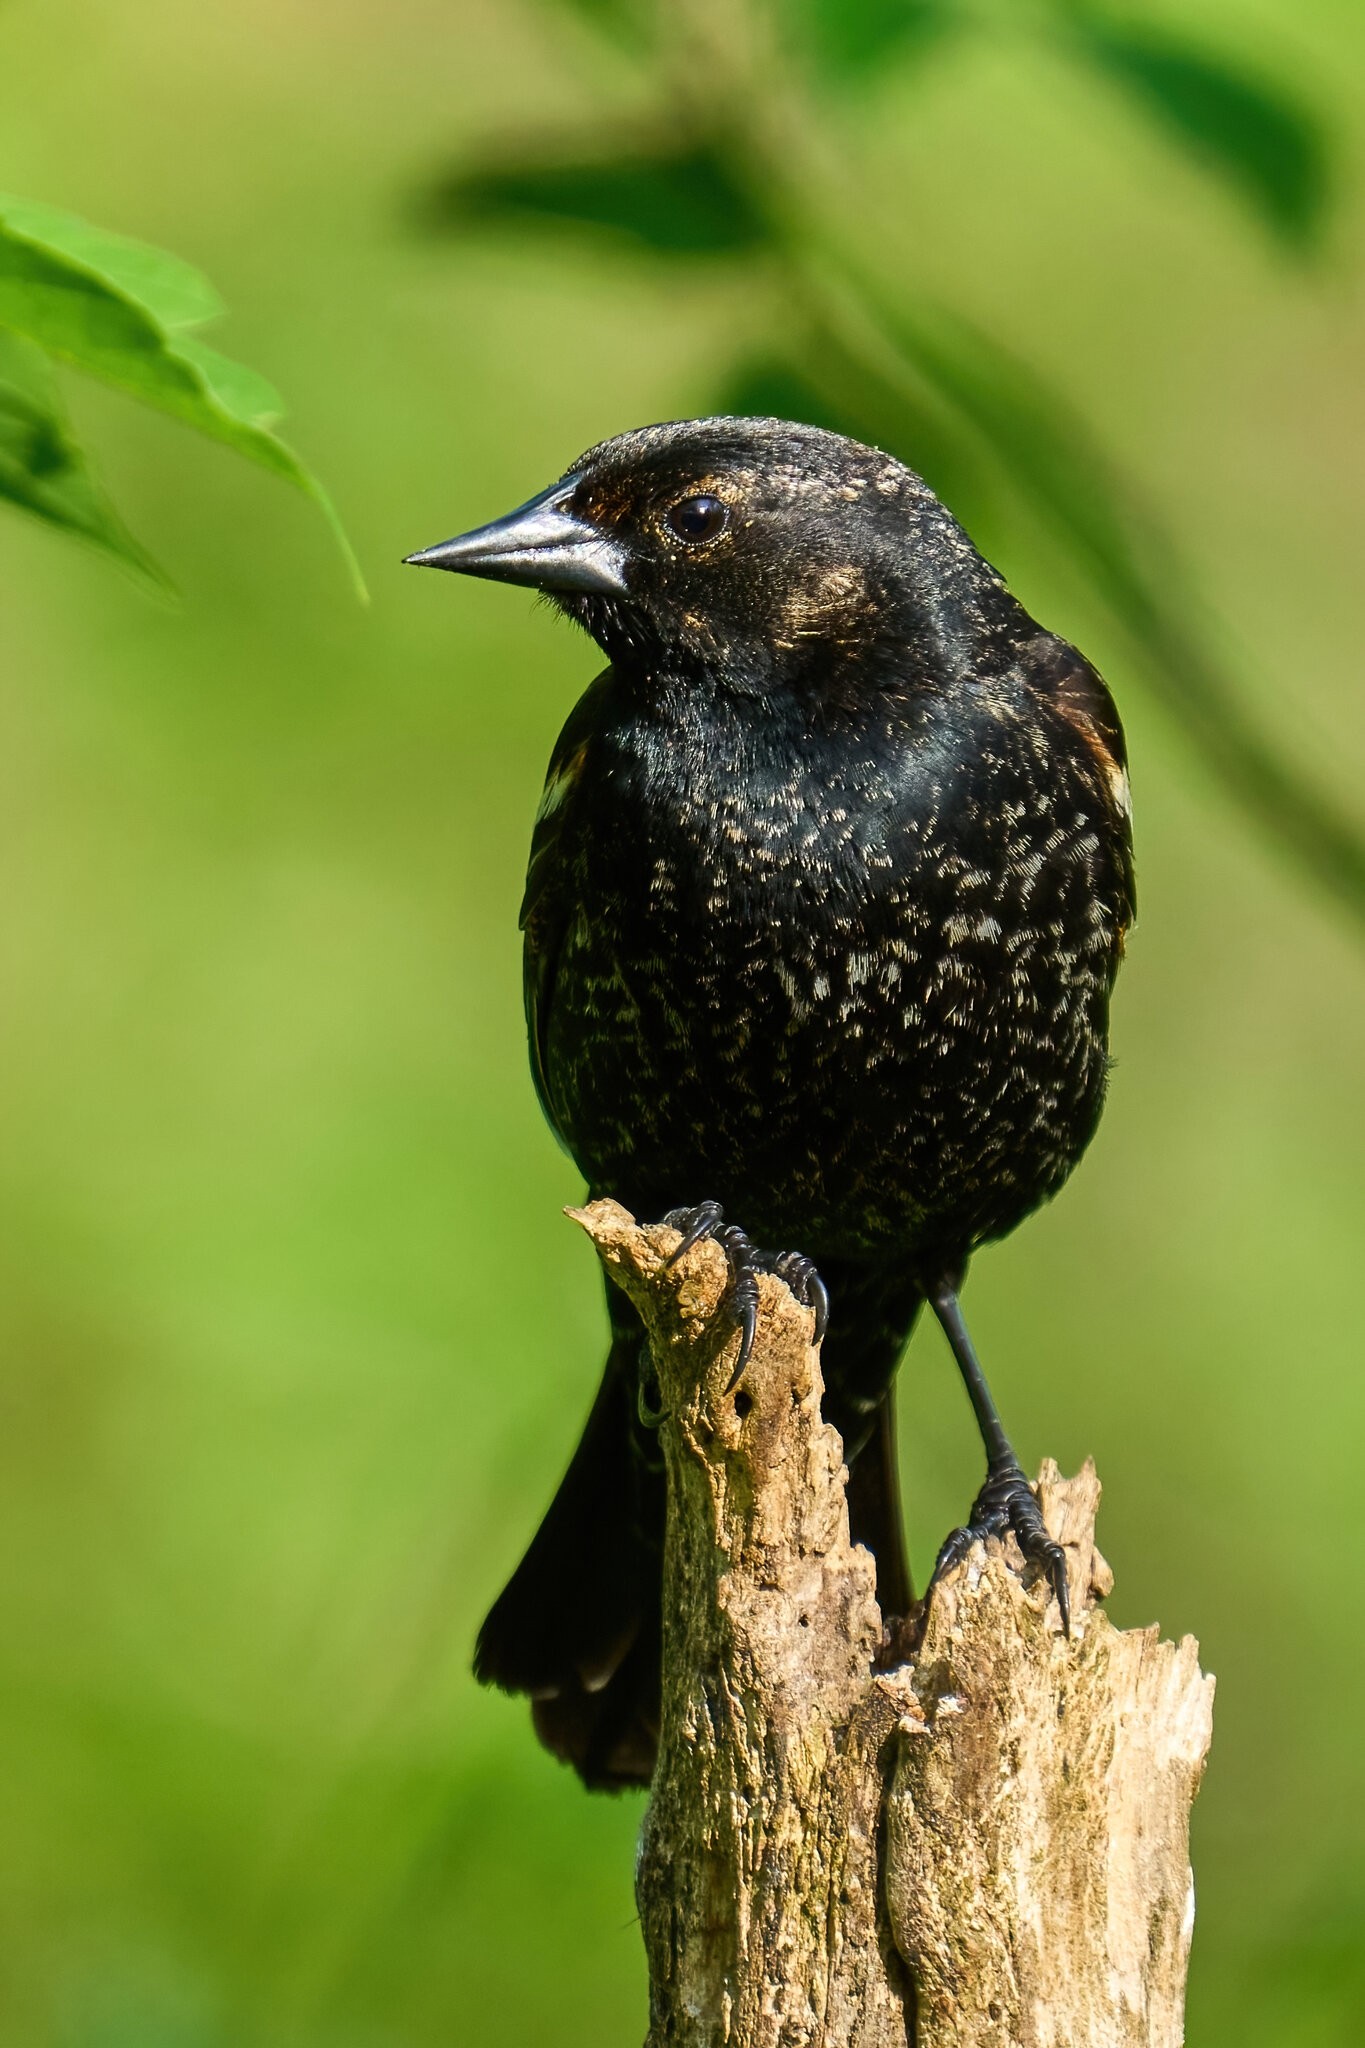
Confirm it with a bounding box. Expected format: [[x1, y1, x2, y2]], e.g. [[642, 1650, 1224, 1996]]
[[403, 476, 627, 596]]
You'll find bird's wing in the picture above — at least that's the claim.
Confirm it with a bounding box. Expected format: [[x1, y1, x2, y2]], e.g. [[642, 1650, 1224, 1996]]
[[520, 669, 614, 1145], [1024, 629, 1137, 925]]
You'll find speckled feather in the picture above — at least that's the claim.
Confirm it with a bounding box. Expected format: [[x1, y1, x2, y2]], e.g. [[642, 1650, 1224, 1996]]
[[532, 654, 1129, 1260]]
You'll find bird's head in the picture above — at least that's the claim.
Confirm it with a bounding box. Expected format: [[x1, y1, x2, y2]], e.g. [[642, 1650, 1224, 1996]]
[[407, 418, 1022, 698]]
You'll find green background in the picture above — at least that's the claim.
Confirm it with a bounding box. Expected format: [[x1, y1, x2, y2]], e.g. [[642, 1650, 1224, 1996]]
[[2, 0, 1363, 2041]]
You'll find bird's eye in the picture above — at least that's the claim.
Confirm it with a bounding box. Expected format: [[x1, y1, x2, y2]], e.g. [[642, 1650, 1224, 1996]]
[[666, 494, 729, 545]]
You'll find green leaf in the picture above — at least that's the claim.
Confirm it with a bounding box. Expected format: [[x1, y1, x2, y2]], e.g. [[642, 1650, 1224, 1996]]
[[0, 195, 362, 591], [172, 336, 284, 431], [0, 194, 224, 328], [795, 0, 958, 83], [1071, 25, 1328, 246], [428, 142, 767, 255], [0, 329, 164, 582]]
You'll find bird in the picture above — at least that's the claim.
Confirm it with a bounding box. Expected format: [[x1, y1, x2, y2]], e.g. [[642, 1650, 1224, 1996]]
[[406, 417, 1134, 1789]]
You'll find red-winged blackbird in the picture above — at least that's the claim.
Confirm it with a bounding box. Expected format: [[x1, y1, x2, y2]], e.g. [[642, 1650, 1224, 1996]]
[[408, 418, 1134, 1788]]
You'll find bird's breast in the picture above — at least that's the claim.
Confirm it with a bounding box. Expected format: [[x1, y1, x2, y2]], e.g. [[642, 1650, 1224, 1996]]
[[544, 690, 1127, 1253]]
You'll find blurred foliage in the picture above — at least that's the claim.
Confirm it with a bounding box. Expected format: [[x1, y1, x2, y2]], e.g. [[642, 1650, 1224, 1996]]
[[439, 140, 769, 252], [793, 0, 958, 83], [0, 328, 158, 579], [0, 195, 359, 590], [1067, 19, 1328, 244], [427, 0, 1365, 926]]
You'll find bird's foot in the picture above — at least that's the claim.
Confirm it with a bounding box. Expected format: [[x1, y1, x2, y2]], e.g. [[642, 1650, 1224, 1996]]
[[932, 1454, 1070, 1635], [659, 1201, 829, 1394]]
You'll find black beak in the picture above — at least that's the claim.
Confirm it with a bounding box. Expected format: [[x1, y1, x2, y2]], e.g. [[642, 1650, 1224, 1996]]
[[404, 476, 627, 596]]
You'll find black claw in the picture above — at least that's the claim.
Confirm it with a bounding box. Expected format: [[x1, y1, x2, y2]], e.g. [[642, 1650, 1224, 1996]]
[[655, 1202, 828, 1395], [725, 1291, 760, 1393], [662, 1199, 724, 1268], [768, 1249, 830, 1346], [713, 1221, 761, 1392], [931, 1521, 977, 1584], [931, 1456, 1071, 1637]]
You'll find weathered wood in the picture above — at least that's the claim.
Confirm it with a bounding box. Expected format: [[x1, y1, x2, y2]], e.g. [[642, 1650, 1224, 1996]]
[[571, 1200, 1213, 2048], [887, 1461, 1214, 2048]]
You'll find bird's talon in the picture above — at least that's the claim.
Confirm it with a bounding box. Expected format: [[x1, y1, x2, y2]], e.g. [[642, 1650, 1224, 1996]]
[[768, 1249, 830, 1345], [653, 1202, 828, 1390], [932, 1456, 1071, 1635], [661, 1199, 724, 1269], [733, 1289, 759, 1385], [808, 1275, 830, 1345]]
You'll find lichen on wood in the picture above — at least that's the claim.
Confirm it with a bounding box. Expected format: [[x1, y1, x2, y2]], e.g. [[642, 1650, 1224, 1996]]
[[570, 1199, 1214, 2048]]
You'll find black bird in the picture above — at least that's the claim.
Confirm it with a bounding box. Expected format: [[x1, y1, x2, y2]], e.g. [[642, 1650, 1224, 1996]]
[[407, 418, 1134, 1788]]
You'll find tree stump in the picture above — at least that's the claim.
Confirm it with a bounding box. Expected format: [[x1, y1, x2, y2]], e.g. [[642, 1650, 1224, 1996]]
[[571, 1200, 1214, 2048]]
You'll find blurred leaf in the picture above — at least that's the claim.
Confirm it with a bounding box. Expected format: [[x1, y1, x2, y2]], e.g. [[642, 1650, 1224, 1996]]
[[795, 0, 959, 83], [719, 357, 866, 438], [428, 141, 767, 255], [0, 330, 164, 582], [0, 195, 362, 592], [540, 0, 654, 55], [882, 308, 1152, 622], [1071, 25, 1328, 245]]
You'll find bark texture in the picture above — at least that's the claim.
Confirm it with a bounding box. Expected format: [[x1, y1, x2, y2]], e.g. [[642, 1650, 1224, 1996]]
[[571, 1200, 1214, 2048]]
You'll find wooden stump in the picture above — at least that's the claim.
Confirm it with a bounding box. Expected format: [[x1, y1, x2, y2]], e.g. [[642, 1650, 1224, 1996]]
[[571, 1200, 1214, 2048]]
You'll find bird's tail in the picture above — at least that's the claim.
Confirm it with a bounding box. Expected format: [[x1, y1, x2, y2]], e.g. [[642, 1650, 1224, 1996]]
[[845, 1386, 913, 1621], [473, 1312, 662, 1790]]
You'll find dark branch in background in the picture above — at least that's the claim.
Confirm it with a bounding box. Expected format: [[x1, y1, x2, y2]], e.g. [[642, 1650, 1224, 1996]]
[[418, 0, 1365, 928]]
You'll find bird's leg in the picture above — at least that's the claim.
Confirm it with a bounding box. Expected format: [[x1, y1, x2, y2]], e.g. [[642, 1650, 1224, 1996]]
[[660, 1203, 829, 1394], [927, 1275, 1070, 1635]]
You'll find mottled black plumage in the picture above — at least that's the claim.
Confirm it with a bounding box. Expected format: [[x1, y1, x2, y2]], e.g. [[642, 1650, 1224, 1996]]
[[408, 418, 1134, 1788]]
